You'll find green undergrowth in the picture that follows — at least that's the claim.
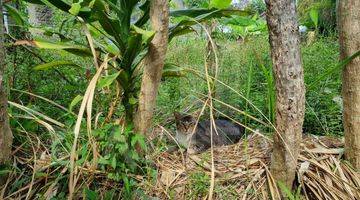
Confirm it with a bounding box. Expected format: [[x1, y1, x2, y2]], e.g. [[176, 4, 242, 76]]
[[158, 34, 341, 135]]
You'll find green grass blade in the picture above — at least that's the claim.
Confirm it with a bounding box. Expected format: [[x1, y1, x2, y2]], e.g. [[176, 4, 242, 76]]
[[307, 50, 360, 90]]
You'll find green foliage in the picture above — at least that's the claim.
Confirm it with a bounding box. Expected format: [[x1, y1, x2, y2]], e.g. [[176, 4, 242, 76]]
[[187, 172, 210, 198], [210, 0, 232, 9], [20, 0, 243, 123], [247, 0, 266, 14], [94, 123, 147, 197], [69, 95, 83, 112], [297, 0, 337, 34], [83, 188, 99, 200], [170, 9, 250, 41], [97, 72, 120, 89], [20, 38, 93, 57], [4, 4, 27, 26], [221, 14, 267, 40], [162, 35, 343, 135], [33, 60, 80, 70], [3, 1, 350, 198], [253, 51, 275, 125], [278, 182, 302, 200], [309, 8, 319, 30], [302, 37, 342, 135]]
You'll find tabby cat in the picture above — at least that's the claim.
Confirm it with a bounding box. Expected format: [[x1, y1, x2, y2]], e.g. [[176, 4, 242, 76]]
[[174, 112, 245, 154]]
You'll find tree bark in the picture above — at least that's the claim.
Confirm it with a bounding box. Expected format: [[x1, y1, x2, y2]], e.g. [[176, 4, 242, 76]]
[[134, 0, 169, 136], [265, 0, 305, 190], [0, 0, 13, 164], [338, 0, 360, 169]]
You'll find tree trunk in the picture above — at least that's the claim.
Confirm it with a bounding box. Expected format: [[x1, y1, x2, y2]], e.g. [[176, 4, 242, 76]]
[[134, 0, 169, 136], [0, 0, 13, 164], [265, 0, 305, 191], [338, 0, 360, 169]]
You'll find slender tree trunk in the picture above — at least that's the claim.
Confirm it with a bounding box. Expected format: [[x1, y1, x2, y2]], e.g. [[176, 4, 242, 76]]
[[134, 0, 169, 135], [265, 0, 305, 191], [338, 0, 360, 169], [0, 0, 13, 164]]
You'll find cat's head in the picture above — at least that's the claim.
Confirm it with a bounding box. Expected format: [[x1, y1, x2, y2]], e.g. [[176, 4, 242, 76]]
[[174, 112, 197, 135]]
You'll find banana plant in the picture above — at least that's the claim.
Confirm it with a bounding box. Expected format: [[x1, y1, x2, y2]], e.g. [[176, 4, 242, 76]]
[[18, 0, 249, 123]]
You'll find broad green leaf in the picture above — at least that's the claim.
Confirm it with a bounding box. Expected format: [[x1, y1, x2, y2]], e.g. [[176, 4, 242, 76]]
[[69, 95, 83, 112], [104, 42, 120, 56], [309, 9, 319, 29], [88, 0, 96, 8], [117, 71, 130, 90], [132, 25, 155, 45], [170, 8, 249, 18], [34, 39, 80, 49], [97, 13, 125, 52], [170, 8, 217, 18], [15, 39, 93, 57], [111, 156, 117, 169], [224, 16, 256, 27], [135, 1, 150, 27], [86, 24, 120, 55], [162, 63, 187, 77], [122, 34, 143, 70], [4, 4, 26, 26], [44, 0, 91, 19], [169, 9, 250, 40], [98, 72, 120, 88], [69, 2, 82, 16], [210, 0, 232, 9], [33, 61, 80, 71], [87, 24, 105, 38]]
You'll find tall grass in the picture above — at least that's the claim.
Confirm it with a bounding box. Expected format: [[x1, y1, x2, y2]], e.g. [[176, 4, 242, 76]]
[[160, 34, 341, 135]]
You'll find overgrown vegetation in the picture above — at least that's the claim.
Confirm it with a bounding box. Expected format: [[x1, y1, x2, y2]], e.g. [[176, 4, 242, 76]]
[[1, 0, 359, 199]]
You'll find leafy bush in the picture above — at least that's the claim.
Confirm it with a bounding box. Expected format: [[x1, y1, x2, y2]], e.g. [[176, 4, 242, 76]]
[[94, 123, 148, 197], [220, 14, 267, 41]]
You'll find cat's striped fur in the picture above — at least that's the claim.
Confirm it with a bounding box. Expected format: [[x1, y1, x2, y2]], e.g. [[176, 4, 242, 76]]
[[174, 112, 245, 154]]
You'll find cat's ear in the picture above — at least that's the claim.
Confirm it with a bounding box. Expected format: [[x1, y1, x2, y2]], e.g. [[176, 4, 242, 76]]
[[174, 112, 182, 121]]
